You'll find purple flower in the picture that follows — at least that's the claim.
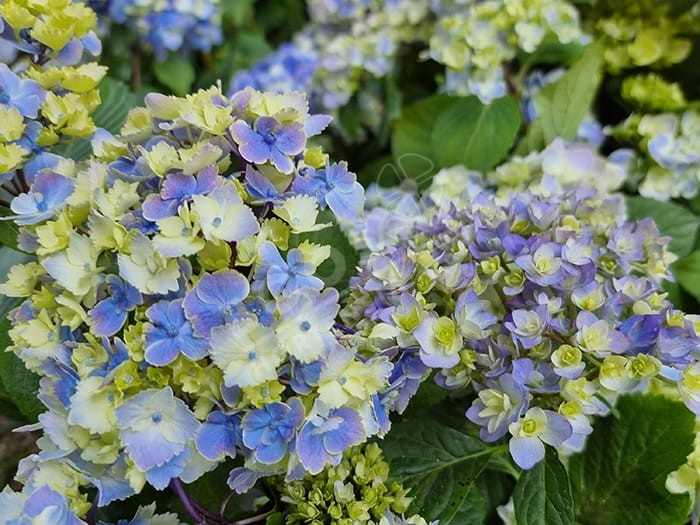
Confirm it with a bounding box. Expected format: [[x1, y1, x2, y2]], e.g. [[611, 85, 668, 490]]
[[10, 172, 74, 225], [574, 311, 630, 355], [142, 166, 222, 221], [230, 116, 305, 174], [182, 269, 250, 336], [254, 241, 324, 298], [618, 314, 662, 354], [505, 306, 549, 349], [195, 410, 241, 461], [607, 223, 645, 268], [454, 289, 498, 340], [144, 299, 209, 366], [292, 161, 364, 222], [89, 276, 142, 336], [382, 351, 430, 413], [508, 407, 572, 469], [515, 242, 565, 286], [241, 398, 305, 464], [296, 406, 365, 474], [244, 165, 281, 203], [0, 63, 45, 118], [466, 374, 529, 442]]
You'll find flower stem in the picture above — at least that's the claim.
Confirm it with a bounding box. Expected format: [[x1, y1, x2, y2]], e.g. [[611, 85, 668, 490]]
[[170, 478, 206, 524], [333, 322, 356, 334]]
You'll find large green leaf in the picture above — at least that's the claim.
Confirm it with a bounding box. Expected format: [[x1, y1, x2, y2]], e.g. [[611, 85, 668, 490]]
[[671, 249, 700, 302], [431, 95, 521, 172], [391, 95, 455, 189], [626, 196, 700, 257], [533, 44, 603, 144], [154, 53, 196, 97], [513, 447, 574, 525], [569, 394, 694, 525], [382, 412, 497, 523]]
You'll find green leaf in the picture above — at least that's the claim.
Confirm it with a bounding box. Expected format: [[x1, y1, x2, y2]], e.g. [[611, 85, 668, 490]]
[[154, 53, 196, 97], [0, 247, 41, 421], [391, 95, 455, 189], [431, 95, 522, 172], [265, 513, 284, 525], [516, 119, 546, 155], [0, 320, 43, 422], [400, 375, 450, 418], [0, 213, 22, 251], [672, 249, 700, 302], [383, 413, 497, 523], [533, 43, 603, 144], [519, 36, 586, 67], [356, 155, 402, 188], [569, 394, 694, 525], [626, 196, 700, 257], [287, 210, 359, 291], [476, 469, 516, 523], [513, 447, 574, 525]]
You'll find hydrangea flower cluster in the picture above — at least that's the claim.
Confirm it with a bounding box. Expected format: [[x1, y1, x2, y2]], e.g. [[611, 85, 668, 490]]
[[277, 442, 432, 525], [0, 0, 105, 184], [232, 0, 431, 132], [233, 0, 591, 120], [577, 0, 698, 73], [346, 140, 631, 254], [620, 74, 687, 112], [342, 175, 700, 470], [97, 0, 223, 59], [610, 109, 700, 201], [428, 0, 587, 102], [0, 85, 416, 522]]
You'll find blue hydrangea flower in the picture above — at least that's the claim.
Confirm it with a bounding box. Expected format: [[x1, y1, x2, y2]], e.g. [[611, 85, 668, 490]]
[[195, 410, 241, 461], [254, 241, 324, 298], [618, 314, 662, 354], [144, 447, 192, 490], [182, 269, 250, 337], [230, 116, 305, 174], [10, 172, 74, 225], [508, 407, 572, 469], [515, 242, 565, 286], [466, 374, 530, 442], [142, 166, 222, 221], [241, 398, 305, 465], [292, 161, 364, 222], [114, 387, 200, 473], [275, 288, 339, 363], [0, 63, 45, 118], [505, 306, 550, 350], [3, 484, 83, 525], [89, 276, 142, 336], [296, 406, 365, 474], [232, 42, 318, 94], [144, 299, 209, 366], [68, 455, 135, 507]]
